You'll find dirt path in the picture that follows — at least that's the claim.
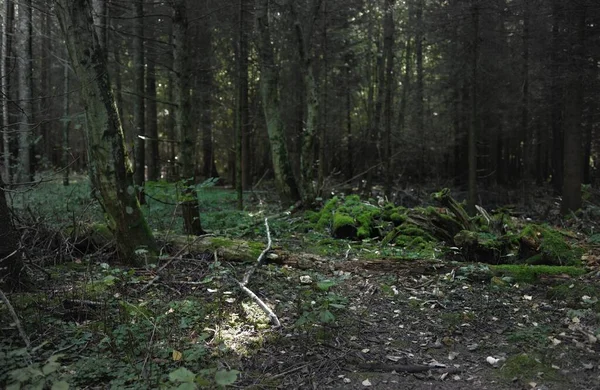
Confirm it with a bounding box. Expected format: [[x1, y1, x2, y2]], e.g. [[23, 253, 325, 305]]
[[239, 260, 600, 389]]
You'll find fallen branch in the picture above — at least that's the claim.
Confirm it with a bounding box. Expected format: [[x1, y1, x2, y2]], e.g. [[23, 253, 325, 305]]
[[235, 218, 280, 327], [0, 288, 30, 348]]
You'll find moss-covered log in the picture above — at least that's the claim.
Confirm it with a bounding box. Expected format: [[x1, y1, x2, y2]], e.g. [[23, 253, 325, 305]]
[[54, 0, 157, 265]]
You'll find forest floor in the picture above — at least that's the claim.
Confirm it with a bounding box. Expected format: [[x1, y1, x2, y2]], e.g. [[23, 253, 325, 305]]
[[2, 176, 600, 389]]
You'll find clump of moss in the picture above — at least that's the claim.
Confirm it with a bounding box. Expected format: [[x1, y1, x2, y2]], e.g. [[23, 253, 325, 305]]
[[498, 353, 558, 383], [519, 224, 583, 266], [310, 195, 381, 240]]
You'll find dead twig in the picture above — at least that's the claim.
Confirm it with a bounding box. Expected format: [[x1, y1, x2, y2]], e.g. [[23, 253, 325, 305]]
[[0, 288, 30, 348], [235, 218, 280, 327]]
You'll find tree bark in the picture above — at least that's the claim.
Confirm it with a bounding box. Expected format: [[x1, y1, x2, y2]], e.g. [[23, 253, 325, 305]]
[[62, 60, 70, 186], [133, 0, 146, 203], [54, 0, 158, 263], [1, 0, 14, 183], [382, 0, 395, 198], [561, 4, 586, 214], [146, 32, 159, 181], [255, 0, 300, 204], [291, 0, 322, 205], [16, 0, 33, 184], [467, 1, 479, 215], [172, 0, 204, 235]]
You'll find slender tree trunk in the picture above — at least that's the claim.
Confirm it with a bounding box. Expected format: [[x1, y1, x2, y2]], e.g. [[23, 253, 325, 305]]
[[16, 0, 33, 184], [520, 0, 530, 180], [561, 4, 586, 214], [54, 0, 157, 263], [172, 0, 204, 234], [1, 0, 14, 183], [383, 0, 395, 198], [133, 0, 145, 203], [165, 25, 177, 181], [40, 0, 52, 169], [236, 0, 249, 209], [292, 0, 322, 205], [415, 0, 425, 178], [62, 61, 70, 186], [255, 0, 300, 203], [345, 58, 353, 179], [146, 42, 159, 181], [197, 11, 217, 180], [550, 0, 563, 193], [467, 1, 479, 215]]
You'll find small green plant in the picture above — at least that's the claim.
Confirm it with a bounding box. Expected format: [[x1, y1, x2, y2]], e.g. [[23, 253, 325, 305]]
[[295, 279, 347, 327], [6, 354, 70, 390], [167, 366, 239, 389]]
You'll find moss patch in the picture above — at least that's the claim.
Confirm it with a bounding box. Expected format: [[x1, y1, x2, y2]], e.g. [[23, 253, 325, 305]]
[[499, 353, 559, 383], [519, 224, 583, 266]]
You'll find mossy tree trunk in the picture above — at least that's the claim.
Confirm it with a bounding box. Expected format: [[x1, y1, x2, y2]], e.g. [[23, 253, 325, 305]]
[[54, 0, 157, 264], [133, 0, 146, 204], [0, 175, 25, 290], [2, 0, 15, 183], [172, 0, 204, 235], [255, 0, 301, 204], [16, 0, 33, 184]]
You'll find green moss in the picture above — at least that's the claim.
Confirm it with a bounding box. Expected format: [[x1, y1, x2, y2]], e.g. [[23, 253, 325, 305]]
[[520, 224, 583, 265], [389, 212, 405, 225], [498, 353, 558, 382], [491, 264, 586, 283], [333, 213, 354, 231]]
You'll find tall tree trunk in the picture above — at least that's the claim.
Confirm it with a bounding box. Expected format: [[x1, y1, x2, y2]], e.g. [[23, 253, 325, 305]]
[[236, 0, 249, 208], [40, 0, 52, 169], [520, 0, 530, 180], [415, 0, 425, 178], [133, 0, 145, 203], [383, 0, 395, 198], [54, 0, 157, 263], [172, 0, 204, 234], [561, 4, 586, 214], [1, 0, 14, 183], [146, 25, 159, 181], [197, 12, 217, 180], [165, 24, 177, 181], [240, 0, 250, 191], [291, 0, 322, 205], [16, 0, 33, 184], [62, 60, 70, 186], [467, 1, 479, 215], [550, 0, 563, 193], [345, 57, 353, 179], [255, 0, 300, 203]]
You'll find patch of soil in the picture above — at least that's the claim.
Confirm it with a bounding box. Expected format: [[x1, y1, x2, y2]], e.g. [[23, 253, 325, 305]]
[[239, 259, 600, 390]]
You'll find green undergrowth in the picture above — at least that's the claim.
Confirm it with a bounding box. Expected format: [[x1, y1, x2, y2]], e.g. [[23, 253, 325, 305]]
[[498, 353, 560, 385], [3, 259, 335, 389], [304, 192, 588, 266]]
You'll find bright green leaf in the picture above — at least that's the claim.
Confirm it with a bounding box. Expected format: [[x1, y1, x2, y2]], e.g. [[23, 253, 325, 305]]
[[319, 310, 335, 323], [316, 280, 336, 291], [51, 380, 70, 390], [169, 367, 196, 383], [214, 369, 239, 386]]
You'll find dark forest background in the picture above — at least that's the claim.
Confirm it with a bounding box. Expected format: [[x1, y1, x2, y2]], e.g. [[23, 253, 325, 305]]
[[1, 0, 599, 212]]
